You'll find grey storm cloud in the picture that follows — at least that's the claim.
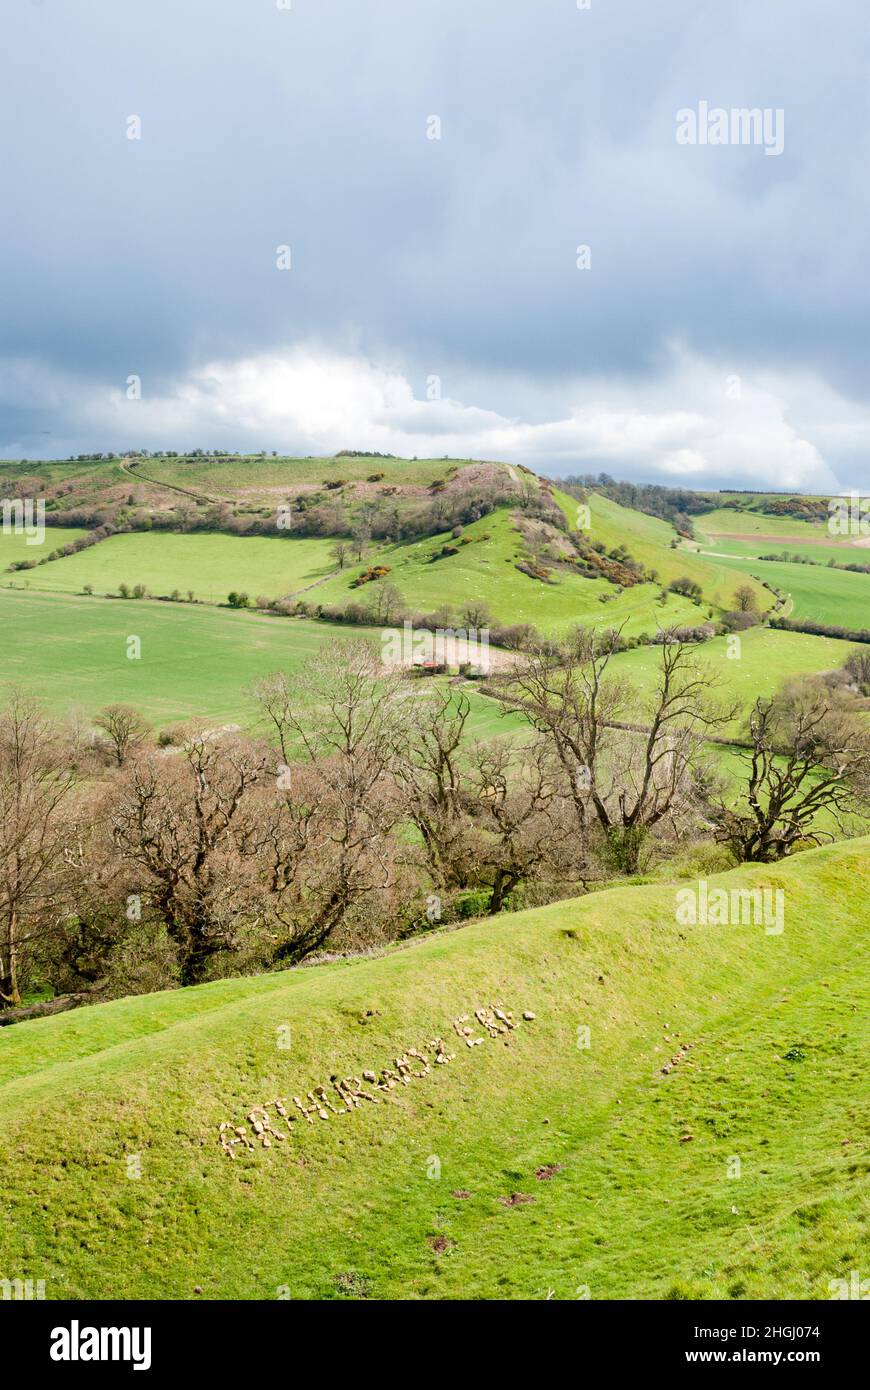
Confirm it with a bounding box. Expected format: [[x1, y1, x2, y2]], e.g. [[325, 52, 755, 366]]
[[1, 0, 869, 486]]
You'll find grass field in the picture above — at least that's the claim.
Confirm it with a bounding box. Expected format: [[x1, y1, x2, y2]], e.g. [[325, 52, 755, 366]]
[[0, 459, 119, 490], [709, 556, 870, 629], [609, 628, 857, 730], [132, 453, 469, 495], [694, 507, 869, 567], [696, 508, 834, 543], [0, 454, 473, 508], [0, 590, 346, 724], [571, 494, 770, 612], [1, 531, 339, 603], [1, 838, 866, 1299], [0, 588, 512, 738], [0, 524, 88, 569]]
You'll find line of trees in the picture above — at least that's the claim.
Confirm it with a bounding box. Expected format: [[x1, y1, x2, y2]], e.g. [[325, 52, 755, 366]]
[[3, 631, 870, 1018]]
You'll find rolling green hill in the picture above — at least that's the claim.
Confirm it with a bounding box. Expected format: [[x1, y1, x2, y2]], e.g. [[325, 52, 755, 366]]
[[311, 506, 704, 638], [1, 839, 866, 1300], [132, 453, 464, 495], [1, 457, 771, 635], [569, 493, 769, 610], [0, 454, 493, 519], [309, 489, 770, 637]]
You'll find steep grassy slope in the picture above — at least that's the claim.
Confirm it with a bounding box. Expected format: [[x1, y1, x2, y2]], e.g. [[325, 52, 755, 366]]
[[545, 488, 771, 612], [1, 840, 866, 1300], [312, 507, 702, 637], [309, 486, 768, 638], [571, 493, 769, 611]]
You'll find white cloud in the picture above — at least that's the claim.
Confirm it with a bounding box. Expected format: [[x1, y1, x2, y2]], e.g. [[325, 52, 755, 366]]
[[0, 344, 860, 493]]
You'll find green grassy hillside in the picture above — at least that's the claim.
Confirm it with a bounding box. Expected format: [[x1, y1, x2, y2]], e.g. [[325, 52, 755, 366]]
[[1, 531, 338, 602], [0, 454, 487, 516], [609, 628, 857, 730], [0, 524, 88, 569], [710, 556, 870, 629], [134, 453, 463, 495], [0, 588, 507, 737], [1, 456, 772, 633], [573, 493, 769, 610], [312, 507, 703, 638], [2, 839, 866, 1300], [0, 590, 353, 724], [309, 488, 771, 638], [693, 507, 870, 567]]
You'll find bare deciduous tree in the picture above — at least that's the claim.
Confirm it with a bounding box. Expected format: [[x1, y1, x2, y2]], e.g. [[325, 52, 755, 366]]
[[395, 685, 472, 891], [255, 639, 406, 958], [0, 694, 75, 1008], [711, 687, 870, 861], [502, 627, 733, 871], [94, 704, 151, 766], [733, 584, 758, 614], [464, 736, 572, 912], [331, 540, 349, 570], [110, 733, 270, 984]]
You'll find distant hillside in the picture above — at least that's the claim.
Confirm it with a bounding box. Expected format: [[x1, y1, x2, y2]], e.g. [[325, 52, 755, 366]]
[[1, 456, 773, 635]]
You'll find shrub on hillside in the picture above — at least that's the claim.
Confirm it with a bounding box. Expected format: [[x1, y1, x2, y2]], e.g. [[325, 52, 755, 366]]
[[667, 576, 703, 601], [721, 609, 759, 632]]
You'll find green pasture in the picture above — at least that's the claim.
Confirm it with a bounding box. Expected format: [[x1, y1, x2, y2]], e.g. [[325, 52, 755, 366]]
[[1, 838, 866, 1299], [709, 556, 870, 629], [609, 627, 857, 731], [0, 588, 511, 739], [1, 530, 338, 603]]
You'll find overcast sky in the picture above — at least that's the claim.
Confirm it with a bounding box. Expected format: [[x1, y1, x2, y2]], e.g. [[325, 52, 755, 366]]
[[1, 0, 868, 490]]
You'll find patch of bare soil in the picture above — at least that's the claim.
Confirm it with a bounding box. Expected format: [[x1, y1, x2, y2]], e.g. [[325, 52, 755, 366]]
[[380, 639, 519, 675], [534, 1164, 564, 1181], [513, 512, 576, 558], [443, 461, 517, 495], [428, 1235, 457, 1254]]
